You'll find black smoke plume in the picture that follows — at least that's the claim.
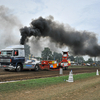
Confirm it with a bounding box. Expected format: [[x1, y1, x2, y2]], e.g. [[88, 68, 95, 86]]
[[20, 16, 100, 57]]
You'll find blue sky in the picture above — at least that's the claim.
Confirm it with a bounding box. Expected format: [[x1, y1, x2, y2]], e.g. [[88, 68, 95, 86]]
[[0, 0, 100, 60]]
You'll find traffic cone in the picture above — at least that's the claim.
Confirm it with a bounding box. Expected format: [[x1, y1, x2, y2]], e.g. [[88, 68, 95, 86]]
[[59, 67, 63, 75], [66, 70, 74, 82], [96, 69, 99, 76]]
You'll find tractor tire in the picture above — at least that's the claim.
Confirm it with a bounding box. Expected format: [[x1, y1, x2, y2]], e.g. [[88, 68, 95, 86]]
[[58, 66, 63, 70]]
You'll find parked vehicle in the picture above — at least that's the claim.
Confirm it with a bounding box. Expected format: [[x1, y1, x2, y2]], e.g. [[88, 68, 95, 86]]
[[86, 63, 91, 66]]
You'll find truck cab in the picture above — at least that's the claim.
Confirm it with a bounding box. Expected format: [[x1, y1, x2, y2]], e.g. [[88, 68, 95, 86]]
[[0, 45, 25, 71]]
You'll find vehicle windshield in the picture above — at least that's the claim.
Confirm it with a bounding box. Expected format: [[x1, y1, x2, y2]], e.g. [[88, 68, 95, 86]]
[[0, 51, 12, 57]]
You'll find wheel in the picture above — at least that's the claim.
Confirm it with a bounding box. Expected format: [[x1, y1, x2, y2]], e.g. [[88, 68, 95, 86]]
[[16, 64, 22, 72], [35, 64, 39, 71]]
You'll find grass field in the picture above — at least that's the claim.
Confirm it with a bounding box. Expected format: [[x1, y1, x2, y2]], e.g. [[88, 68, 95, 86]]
[[0, 72, 98, 93]]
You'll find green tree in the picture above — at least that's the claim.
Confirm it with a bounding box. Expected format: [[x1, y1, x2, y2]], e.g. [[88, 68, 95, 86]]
[[52, 52, 62, 62], [87, 58, 93, 63], [41, 47, 53, 60], [75, 56, 85, 64], [69, 55, 75, 61]]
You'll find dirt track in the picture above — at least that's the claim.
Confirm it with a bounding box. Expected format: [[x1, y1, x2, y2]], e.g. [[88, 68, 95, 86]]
[[0, 67, 99, 82]]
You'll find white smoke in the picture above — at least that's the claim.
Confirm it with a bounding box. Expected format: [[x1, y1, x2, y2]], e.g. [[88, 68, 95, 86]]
[[0, 5, 22, 50]]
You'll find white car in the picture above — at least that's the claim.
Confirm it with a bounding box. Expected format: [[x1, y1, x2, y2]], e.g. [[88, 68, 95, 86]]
[[86, 63, 90, 66], [24, 58, 40, 71]]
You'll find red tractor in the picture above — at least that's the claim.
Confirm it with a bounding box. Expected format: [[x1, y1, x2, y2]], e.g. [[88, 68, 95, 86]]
[[58, 51, 71, 70], [39, 51, 71, 70]]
